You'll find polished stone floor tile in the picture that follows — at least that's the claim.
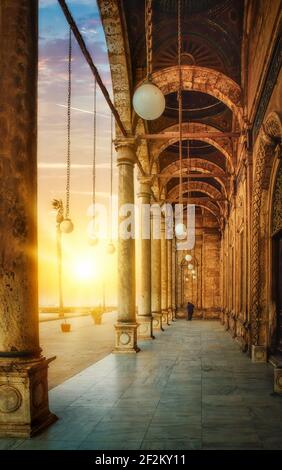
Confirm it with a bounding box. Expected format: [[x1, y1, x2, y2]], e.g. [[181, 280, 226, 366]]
[[1, 320, 282, 450]]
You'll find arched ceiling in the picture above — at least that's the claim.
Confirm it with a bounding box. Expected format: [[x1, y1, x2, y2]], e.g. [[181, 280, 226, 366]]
[[99, 0, 245, 227]]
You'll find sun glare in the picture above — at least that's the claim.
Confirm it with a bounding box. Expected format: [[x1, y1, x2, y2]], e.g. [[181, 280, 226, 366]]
[[72, 258, 96, 281]]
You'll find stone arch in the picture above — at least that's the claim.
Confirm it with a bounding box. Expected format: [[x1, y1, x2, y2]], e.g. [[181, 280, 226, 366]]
[[97, 0, 133, 134], [159, 158, 228, 197], [168, 181, 223, 202], [138, 66, 243, 127], [251, 111, 282, 348], [184, 198, 221, 221], [150, 122, 234, 173]]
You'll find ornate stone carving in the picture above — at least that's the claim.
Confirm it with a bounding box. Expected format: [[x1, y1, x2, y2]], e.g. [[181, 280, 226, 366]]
[[274, 368, 282, 394], [251, 112, 282, 346], [144, 66, 243, 127], [0, 385, 22, 413], [272, 162, 282, 234], [252, 36, 282, 142]]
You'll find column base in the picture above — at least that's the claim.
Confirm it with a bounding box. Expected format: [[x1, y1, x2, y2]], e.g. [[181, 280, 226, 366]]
[[0, 356, 57, 438], [274, 368, 282, 394], [167, 309, 173, 324], [152, 312, 164, 332], [171, 308, 176, 321], [251, 345, 267, 362], [137, 316, 155, 340], [113, 322, 140, 354], [162, 310, 169, 326]]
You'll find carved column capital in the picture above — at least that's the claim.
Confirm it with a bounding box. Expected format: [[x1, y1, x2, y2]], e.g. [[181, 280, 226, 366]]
[[114, 137, 137, 166]]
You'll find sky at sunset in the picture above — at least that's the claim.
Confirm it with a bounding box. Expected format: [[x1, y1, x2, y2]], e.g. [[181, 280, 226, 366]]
[[38, 0, 119, 307]]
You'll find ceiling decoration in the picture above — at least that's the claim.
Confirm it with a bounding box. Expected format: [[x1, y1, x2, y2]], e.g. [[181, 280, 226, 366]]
[[120, 0, 244, 225]]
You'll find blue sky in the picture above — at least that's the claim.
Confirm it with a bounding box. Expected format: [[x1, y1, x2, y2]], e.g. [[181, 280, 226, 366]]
[[38, 0, 118, 306]]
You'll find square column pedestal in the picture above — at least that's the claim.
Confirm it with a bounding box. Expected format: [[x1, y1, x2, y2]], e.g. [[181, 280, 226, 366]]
[[152, 313, 164, 332], [251, 345, 267, 362], [113, 323, 140, 354], [137, 317, 154, 340], [0, 357, 57, 438], [274, 368, 282, 394], [167, 309, 173, 324], [162, 310, 169, 326]]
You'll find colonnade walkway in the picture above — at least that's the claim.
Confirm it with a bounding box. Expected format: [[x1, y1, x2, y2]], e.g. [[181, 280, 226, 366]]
[[2, 320, 282, 450]]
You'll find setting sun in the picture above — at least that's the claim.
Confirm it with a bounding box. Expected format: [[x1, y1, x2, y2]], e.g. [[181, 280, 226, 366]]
[[72, 258, 97, 281]]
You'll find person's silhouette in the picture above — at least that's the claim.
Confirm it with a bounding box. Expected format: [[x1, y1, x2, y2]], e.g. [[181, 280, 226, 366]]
[[186, 302, 195, 321]]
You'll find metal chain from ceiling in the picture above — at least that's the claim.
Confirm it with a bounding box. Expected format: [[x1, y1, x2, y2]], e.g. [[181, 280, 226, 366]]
[[178, 0, 183, 204], [92, 78, 97, 211], [65, 26, 72, 220], [145, 0, 153, 80]]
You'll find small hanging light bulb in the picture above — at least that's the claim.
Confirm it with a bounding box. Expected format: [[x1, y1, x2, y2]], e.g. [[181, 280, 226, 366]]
[[185, 254, 192, 262], [188, 263, 194, 270], [175, 222, 187, 238], [133, 0, 165, 121], [60, 218, 74, 234]]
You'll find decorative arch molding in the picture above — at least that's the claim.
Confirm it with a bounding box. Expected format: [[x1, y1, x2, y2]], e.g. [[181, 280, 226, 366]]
[[97, 0, 133, 134], [251, 111, 282, 347], [182, 197, 221, 221], [140, 66, 243, 127], [168, 181, 223, 203], [159, 158, 228, 196], [150, 122, 234, 172]]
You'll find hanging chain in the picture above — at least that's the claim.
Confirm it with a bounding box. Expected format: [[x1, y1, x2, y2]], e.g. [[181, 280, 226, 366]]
[[92, 78, 97, 212], [145, 0, 153, 80], [178, 0, 183, 204], [65, 26, 72, 219]]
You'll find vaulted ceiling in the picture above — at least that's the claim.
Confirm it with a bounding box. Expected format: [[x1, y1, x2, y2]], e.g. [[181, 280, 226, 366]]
[[112, 0, 245, 226]]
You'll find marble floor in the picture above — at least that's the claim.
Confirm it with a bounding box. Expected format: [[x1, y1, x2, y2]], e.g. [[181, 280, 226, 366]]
[[1, 320, 282, 450]]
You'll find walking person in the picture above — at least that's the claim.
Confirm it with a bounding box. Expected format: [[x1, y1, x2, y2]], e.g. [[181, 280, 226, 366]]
[[186, 301, 195, 321]]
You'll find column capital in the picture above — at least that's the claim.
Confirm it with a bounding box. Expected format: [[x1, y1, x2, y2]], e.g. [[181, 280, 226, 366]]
[[114, 136, 136, 151], [137, 175, 154, 198], [137, 174, 154, 186], [115, 137, 137, 166]]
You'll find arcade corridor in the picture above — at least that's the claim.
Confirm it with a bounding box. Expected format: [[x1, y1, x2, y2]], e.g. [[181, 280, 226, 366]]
[[1, 320, 282, 450], [0, 0, 282, 448]]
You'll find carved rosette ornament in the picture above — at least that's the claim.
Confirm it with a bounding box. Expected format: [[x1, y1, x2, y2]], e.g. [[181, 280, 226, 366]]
[[251, 112, 282, 347]]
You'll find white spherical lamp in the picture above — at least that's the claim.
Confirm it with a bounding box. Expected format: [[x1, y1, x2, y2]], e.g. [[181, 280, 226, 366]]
[[192, 275, 196, 280], [175, 223, 187, 238], [133, 82, 165, 120], [60, 218, 74, 234], [107, 242, 115, 255], [185, 254, 192, 262], [188, 263, 194, 271]]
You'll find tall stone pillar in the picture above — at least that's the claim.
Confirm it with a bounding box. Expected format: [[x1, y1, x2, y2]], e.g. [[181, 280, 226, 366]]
[[137, 177, 154, 340], [114, 138, 139, 353], [171, 238, 177, 320], [161, 220, 169, 325], [151, 210, 163, 332], [0, 0, 56, 437], [167, 239, 173, 323]]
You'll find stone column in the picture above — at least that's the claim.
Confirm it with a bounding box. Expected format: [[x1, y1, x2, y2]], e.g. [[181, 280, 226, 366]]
[[167, 239, 173, 323], [137, 177, 154, 340], [114, 138, 139, 353], [171, 237, 177, 320], [151, 210, 163, 332], [0, 0, 56, 437], [161, 219, 169, 325]]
